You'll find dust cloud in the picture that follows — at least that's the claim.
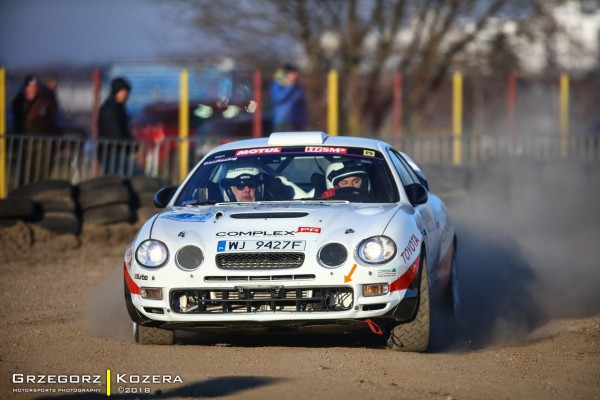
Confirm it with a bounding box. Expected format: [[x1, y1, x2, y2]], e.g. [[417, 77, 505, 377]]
[[429, 158, 600, 349], [86, 266, 133, 342]]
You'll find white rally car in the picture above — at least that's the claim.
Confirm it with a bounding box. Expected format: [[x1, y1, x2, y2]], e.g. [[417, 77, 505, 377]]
[[124, 131, 458, 352]]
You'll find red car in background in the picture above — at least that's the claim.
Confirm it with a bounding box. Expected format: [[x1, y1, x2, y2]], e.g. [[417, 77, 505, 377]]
[[132, 100, 270, 166]]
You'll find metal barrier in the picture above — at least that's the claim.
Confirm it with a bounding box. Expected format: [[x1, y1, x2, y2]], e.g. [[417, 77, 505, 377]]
[[1, 133, 599, 194]]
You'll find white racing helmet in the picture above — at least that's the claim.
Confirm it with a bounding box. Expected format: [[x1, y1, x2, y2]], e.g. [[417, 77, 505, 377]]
[[220, 165, 264, 201], [325, 161, 370, 191]]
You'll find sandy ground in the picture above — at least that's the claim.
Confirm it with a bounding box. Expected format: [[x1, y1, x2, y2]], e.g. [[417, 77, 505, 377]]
[[0, 158, 599, 399]]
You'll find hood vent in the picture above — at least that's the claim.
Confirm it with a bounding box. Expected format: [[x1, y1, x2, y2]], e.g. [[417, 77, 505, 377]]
[[230, 212, 308, 219]]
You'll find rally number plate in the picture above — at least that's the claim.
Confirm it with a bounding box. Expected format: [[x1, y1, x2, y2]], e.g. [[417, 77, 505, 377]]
[[217, 240, 305, 252]]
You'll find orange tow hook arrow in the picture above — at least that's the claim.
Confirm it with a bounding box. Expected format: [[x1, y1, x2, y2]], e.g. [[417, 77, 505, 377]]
[[344, 263, 357, 283]]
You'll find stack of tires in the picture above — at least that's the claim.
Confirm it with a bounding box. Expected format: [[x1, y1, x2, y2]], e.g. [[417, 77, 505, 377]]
[[1, 180, 79, 234], [77, 175, 134, 227], [127, 176, 166, 223]]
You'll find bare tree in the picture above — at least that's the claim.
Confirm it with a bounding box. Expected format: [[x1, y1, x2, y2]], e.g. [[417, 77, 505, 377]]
[[173, 0, 565, 135]]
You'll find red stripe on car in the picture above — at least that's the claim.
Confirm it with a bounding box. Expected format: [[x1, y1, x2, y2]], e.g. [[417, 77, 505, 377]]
[[124, 263, 140, 295], [389, 256, 420, 292]]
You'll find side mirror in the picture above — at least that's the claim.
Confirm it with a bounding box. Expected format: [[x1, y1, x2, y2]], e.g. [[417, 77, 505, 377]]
[[154, 187, 177, 208], [414, 170, 429, 191], [404, 183, 428, 206]]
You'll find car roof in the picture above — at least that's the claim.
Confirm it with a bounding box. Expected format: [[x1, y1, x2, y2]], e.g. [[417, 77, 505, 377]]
[[206, 131, 392, 155]]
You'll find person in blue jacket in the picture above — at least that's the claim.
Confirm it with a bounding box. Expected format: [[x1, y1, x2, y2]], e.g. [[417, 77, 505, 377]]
[[270, 63, 308, 131]]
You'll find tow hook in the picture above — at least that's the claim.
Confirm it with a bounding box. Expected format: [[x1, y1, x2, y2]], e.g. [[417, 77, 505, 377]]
[[365, 319, 383, 335]]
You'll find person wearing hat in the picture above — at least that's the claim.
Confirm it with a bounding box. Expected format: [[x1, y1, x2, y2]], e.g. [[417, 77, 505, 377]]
[[97, 77, 140, 174], [321, 160, 371, 199]]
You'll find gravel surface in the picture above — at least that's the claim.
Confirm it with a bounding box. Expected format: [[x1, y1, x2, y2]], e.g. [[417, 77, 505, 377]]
[[0, 159, 599, 399]]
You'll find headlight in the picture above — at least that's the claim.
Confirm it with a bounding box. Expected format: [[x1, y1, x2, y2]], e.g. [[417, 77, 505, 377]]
[[357, 236, 396, 264], [136, 240, 169, 268]]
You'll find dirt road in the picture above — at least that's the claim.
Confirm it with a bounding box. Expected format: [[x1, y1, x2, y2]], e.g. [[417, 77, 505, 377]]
[[1, 159, 599, 399]]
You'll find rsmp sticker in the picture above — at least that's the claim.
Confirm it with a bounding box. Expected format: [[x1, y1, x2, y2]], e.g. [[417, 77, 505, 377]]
[[305, 146, 347, 154], [161, 212, 213, 222]]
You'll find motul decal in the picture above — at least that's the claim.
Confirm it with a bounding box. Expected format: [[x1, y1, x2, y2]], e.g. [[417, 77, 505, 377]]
[[124, 263, 140, 295], [297, 227, 321, 233], [235, 147, 281, 156], [389, 256, 420, 292], [304, 146, 347, 154]]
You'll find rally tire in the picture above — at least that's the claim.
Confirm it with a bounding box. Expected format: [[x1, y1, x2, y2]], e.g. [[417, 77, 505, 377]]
[[83, 203, 132, 225], [387, 255, 430, 352], [9, 180, 72, 199], [127, 176, 166, 193], [78, 185, 131, 210], [134, 323, 175, 345], [0, 198, 36, 219], [77, 175, 124, 192], [38, 197, 77, 213], [34, 212, 80, 235]]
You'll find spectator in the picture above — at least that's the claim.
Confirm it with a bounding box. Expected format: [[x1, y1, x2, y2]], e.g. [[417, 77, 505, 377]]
[[11, 75, 59, 183], [11, 75, 58, 135], [97, 77, 141, 175], [270, 63, 308, 131]]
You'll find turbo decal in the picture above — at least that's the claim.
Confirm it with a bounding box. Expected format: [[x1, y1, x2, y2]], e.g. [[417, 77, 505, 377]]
[[400, 234, 421, 263], [304, 146, 347, 154], [160, 212, 213, 222], [297, 227, 321, 233], [235, 147, 281, 156], [389, 256, 419, 292], [124, 264, 141, 295]]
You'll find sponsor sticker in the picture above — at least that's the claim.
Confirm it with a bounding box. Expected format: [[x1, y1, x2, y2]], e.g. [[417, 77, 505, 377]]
[[376, 268, 398, 278], [216, 230, 296, 237], [297, 226, 321, 233], [160, 212, 213, 222], [400, 234, 421, 263], [363, 149, 376, 157], [305, 146, 347, 154], [235, 147, 281, 156], [203, 156, 237, 165]]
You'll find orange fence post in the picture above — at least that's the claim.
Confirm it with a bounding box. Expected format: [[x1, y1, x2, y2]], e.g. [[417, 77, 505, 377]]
[[253, 69, 263, 138], [179, 68, 189, 182], [393, 73, 403, 137]]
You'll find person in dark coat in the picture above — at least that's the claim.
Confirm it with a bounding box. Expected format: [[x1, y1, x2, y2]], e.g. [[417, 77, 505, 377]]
[[11, 75, 58, 135], [97, 77, 140, 175]]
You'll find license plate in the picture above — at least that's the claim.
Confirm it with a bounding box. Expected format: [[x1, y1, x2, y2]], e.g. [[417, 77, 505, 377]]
[[217, 240, 305, 252]]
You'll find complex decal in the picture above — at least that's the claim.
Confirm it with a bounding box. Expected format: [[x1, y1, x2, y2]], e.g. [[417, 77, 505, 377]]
[[400, 234, 421, 263], [235, 147, 281, 156], [216, 230, 296, 237], [304, 146, 347, 154]]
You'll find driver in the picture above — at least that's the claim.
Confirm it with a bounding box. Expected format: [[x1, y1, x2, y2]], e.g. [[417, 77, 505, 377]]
[[321, 161, 370, 198], [220, 165, 264, 202]]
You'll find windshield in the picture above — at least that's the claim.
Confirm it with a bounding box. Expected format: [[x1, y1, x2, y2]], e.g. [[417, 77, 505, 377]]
[[174, 145, 399, 205]]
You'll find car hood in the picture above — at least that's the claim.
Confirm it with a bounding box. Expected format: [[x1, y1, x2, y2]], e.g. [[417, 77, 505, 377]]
[[149, 202, 400, 243]]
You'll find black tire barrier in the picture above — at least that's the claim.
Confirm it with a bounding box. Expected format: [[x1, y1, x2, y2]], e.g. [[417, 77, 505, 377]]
[[83, 203, 133, 225], [38, 197, 77, 214], [78, 185, 131, 211], [8, 180, 72, 198], [33, 212, 80, 235], [0, 198, 36, 219], [77, 175, 124, 192]]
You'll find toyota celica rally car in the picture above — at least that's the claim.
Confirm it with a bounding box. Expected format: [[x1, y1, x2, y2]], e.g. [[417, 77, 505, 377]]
[[124, 131, 458, 352]]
